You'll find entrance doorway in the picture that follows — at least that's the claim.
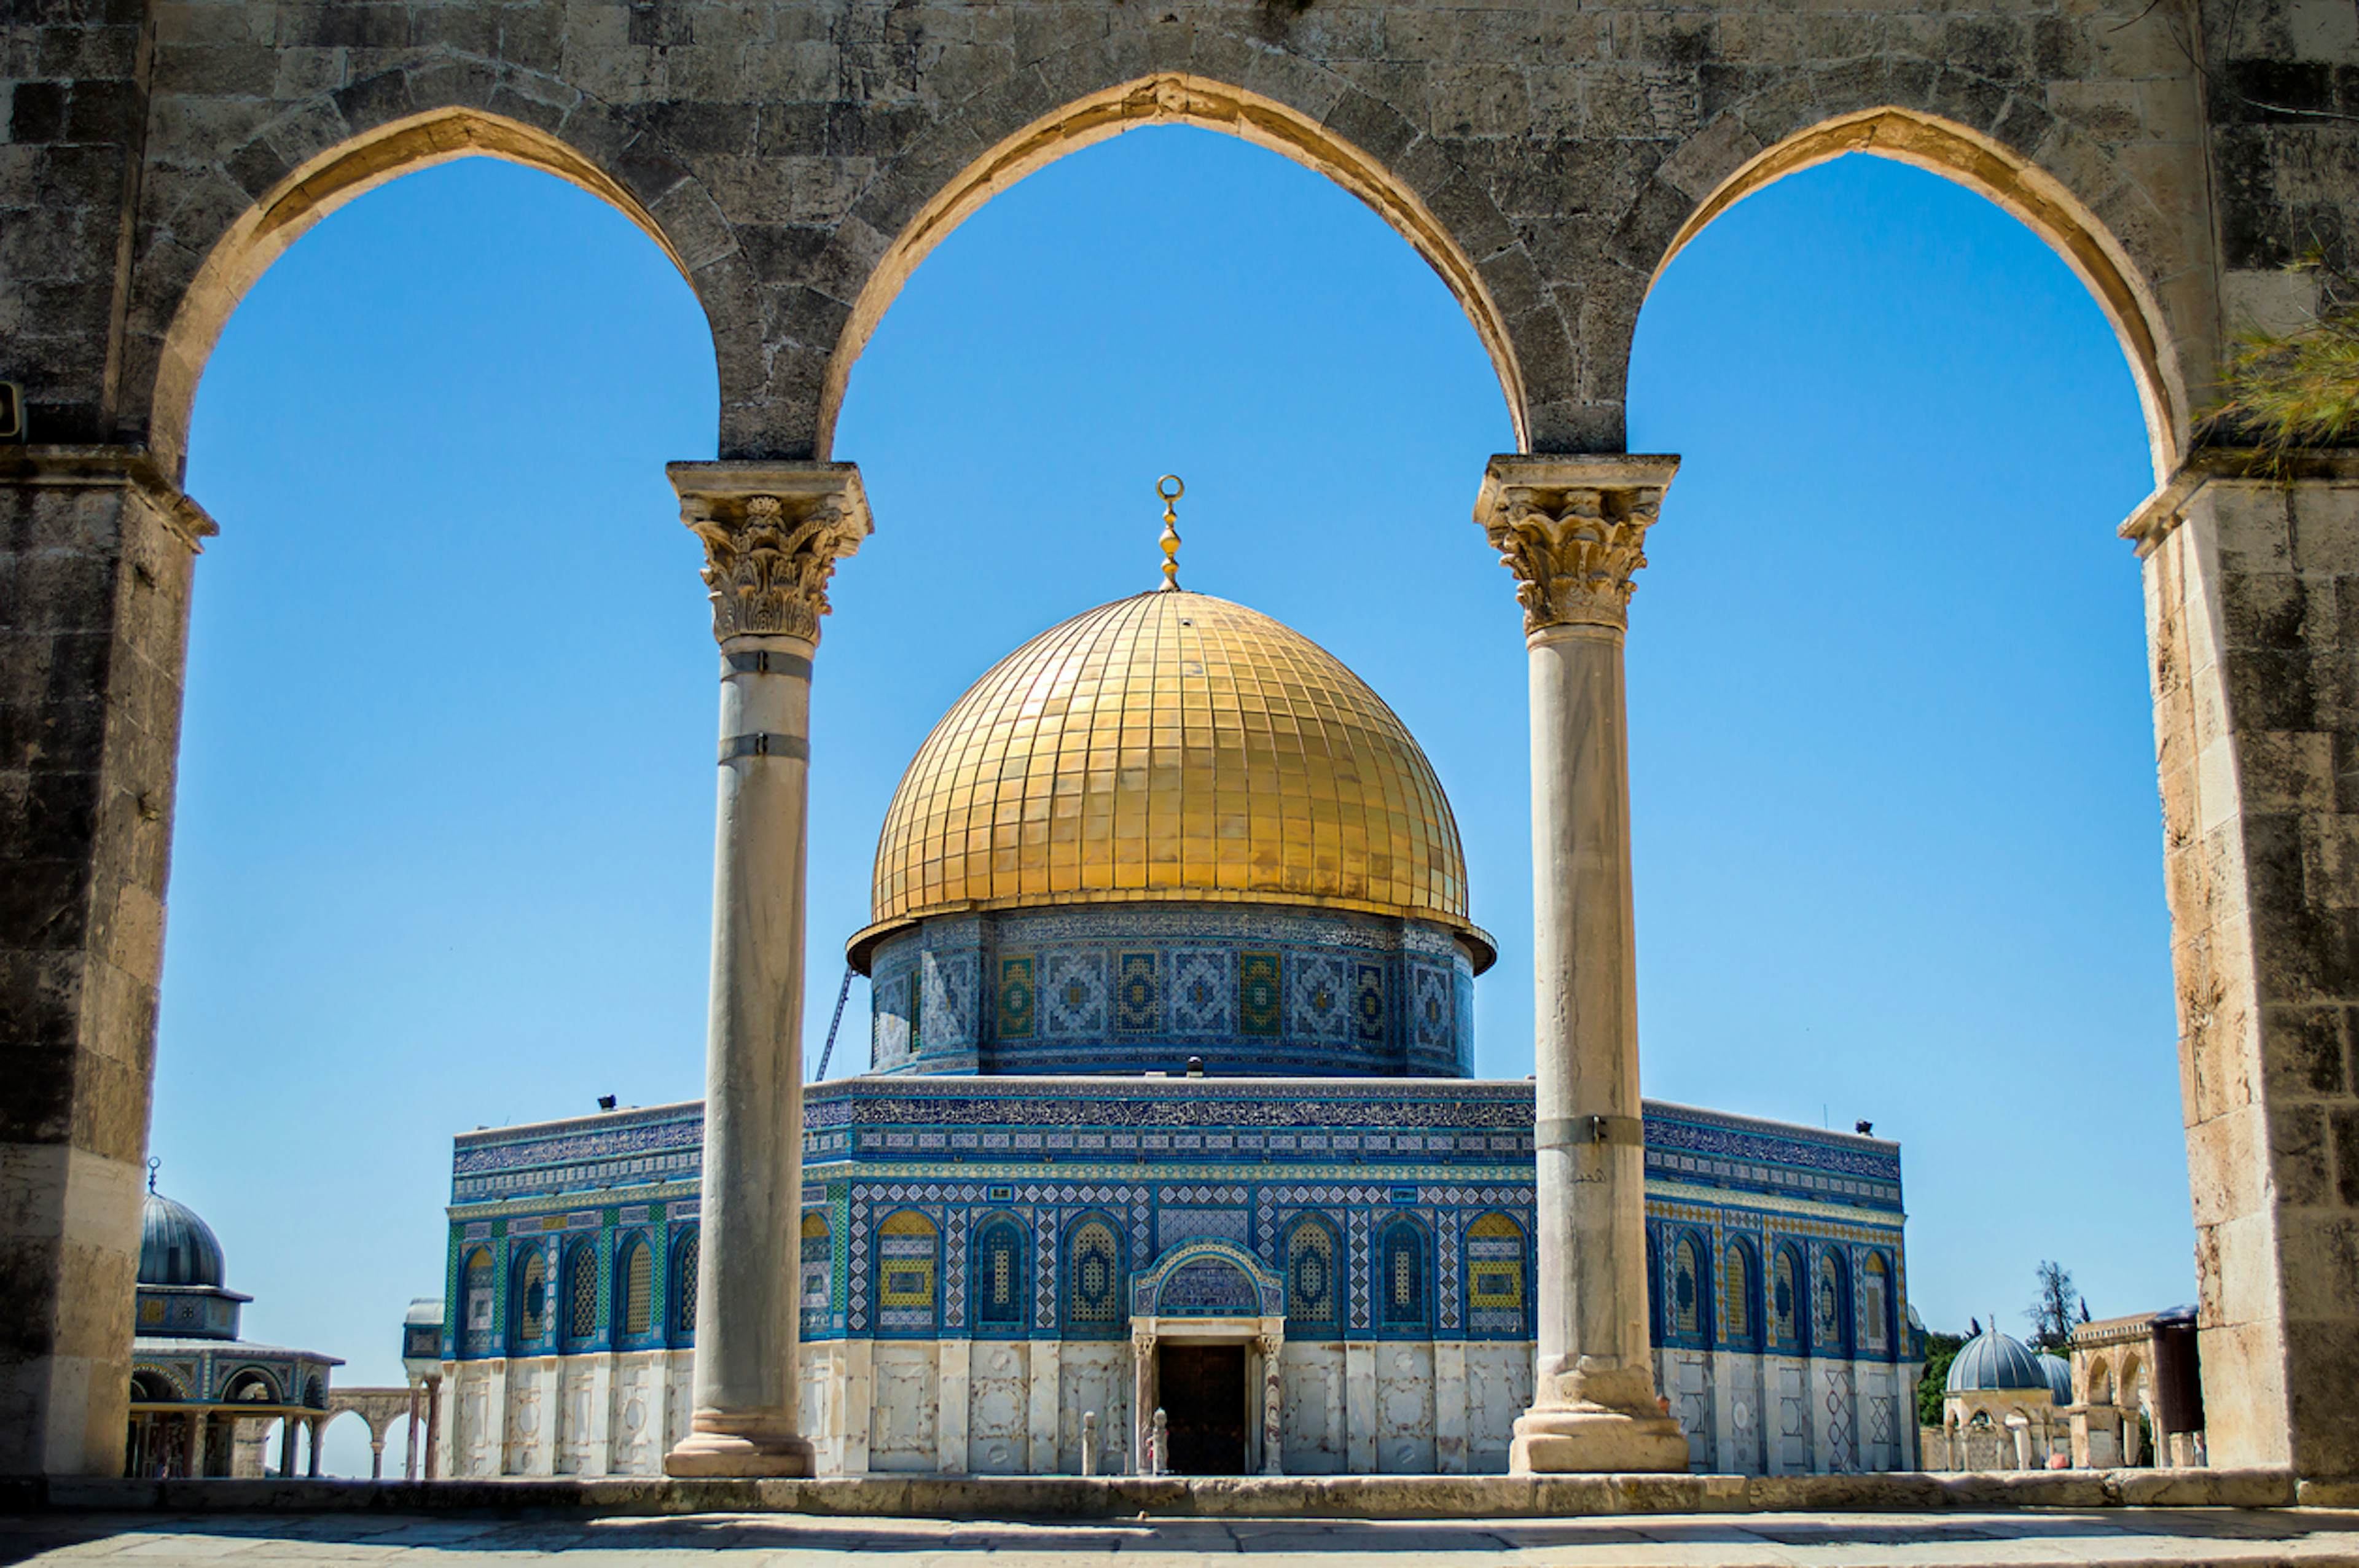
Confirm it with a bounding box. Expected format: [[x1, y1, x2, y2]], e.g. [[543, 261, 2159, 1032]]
[[1157, 1343, 1246, 1473]]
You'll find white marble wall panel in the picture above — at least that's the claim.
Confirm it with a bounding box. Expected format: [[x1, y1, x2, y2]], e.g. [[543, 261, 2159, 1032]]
[[870, 1343, 940, 1472], [1463, 1343, 1530, 1474], [1058, 1341, 1130, 1473], [1374, 1342, 1436, 1473], [606, 1354, 662, 1476], [1815, 1363, 1858, 1473], [1717, 1351, 1766, 1475], [797, 1343, 842, 1474], [452, 1364, 494, 1477], [968, 1340, 1028, 1474], [1770, 1355, 1813, 1475], [1662, 1349, 1716, 1472], [664, 1358, 695, 1457], [556, 1365, 596, 1474], [1278, 1343, 1345, 1473], [503, 1362, 546, 1474]]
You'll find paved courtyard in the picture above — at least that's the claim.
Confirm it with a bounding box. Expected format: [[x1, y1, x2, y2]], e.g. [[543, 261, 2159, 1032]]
[[5, 1511, 2359, 1567]]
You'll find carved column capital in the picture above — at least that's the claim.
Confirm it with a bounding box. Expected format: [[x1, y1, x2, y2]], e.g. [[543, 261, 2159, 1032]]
[[1473, 455, 1678, 636], [670, 461, 873, 646]]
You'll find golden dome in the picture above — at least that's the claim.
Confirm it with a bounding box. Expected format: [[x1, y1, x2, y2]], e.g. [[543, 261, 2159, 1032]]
[[851, 589, 1490, 970]]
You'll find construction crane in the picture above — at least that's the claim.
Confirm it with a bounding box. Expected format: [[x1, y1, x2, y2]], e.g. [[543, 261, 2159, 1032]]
[[812, 964, 855, 1082]]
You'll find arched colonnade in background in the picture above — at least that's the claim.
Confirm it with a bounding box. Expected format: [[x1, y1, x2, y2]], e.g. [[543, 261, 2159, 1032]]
[[4, 0, 2355, 1484]]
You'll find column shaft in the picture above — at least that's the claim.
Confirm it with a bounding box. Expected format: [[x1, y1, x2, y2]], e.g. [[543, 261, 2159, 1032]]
[[1476, 455, 1688, 1475], [663, 464, 870, 1479]]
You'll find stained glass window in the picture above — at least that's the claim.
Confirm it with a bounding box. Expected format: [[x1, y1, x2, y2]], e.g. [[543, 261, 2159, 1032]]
[[463, 1249, 493, 1333], [1067, 1219, 1123, 1330], [1862, 1253, 1890, 1354], [619, 1237, 652, 1336], [566, 1245, 597, 1341], [1286, 1219, 1338, 1332], [513, 1250, 547, 1346], [877, 1211, 939, 1333], [1813, 1251, 1848, 1355], [800, 1211, 831, 1336], [1379, 1221, 1428, 1333], [1722, 1242, 1753, 1346], [671, 1233, 699, 1344], [1772, 1246, 1800, 1351], [1671, 1236, 1703, 1338], [976, 1219, 1025, 1330], [1466, 1212, 1526, 1336]]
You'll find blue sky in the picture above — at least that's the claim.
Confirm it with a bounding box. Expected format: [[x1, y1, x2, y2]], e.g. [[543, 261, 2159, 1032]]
[[163, 127, 2177, 1469]]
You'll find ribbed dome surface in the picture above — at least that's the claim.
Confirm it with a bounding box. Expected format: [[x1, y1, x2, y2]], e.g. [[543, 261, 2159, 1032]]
[[1945, 1328, 2049, 1393], [2039, 1353, 2075, 1405], [139, 1191, 226, 1288], [858, 590, 1484, 964]]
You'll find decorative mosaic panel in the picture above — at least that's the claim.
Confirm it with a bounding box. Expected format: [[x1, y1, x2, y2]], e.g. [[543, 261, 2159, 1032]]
[[1411, 962, 1454, 1055], [1379, 1220, 1429, 1334], [1158, 1256, 1260, 1316], [1347, 1209, 1371, 1331], [848, 1195, 872, 1333], [877, 1211, 939, 1334], [1066, 1219, 1124, 1332], [1240, 951, 1281, 1037], [1288, 954, 1351, 1042], [998, 956, 1035, 1040], [872, 973, 912, 1067], [1041, 952, 1108, 1038], [943, 1207, 969, 1330], [1286, 1219, 1338, 1331], [976, 1218, 1027, 1330], [1466, 1212, 1527, 1336], [1156, 1206, 1247, 1251], [921, 951, 978, 1049], [800, 1212, 830, 1338], [1168, 950, 1233, 1035], [1436, 1208, 1461, 1332], [1115, 951, 1159, 1032], [1352, 961, 1386, 1043]]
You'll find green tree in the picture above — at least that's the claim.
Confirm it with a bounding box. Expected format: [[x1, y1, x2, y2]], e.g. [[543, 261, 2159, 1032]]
[[1917, 1331, 1966, 1428], [2025, 1260, 2077, 1351]]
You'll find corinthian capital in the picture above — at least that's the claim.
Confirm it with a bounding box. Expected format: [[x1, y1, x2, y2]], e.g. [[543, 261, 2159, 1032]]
[[670, 461, 874, 645], [1472, 455, 1678, 635]]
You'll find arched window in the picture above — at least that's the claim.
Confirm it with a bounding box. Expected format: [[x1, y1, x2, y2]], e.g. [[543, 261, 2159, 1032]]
[[800, 1211, 832, 1337], [1284, 1216, 1340, 1335], [876, 1210, 939, 1335], [1723, 1239, 1761, 1350], [510, 1248, 547, 1351], [1646, 1229, 1665, 1344], [1670, 1233, 1708, 1341], [975, 1216, 1027, 1332], [1465, 1213, 1527, 1337], [670, 1231, 699, 1346], [1377, 1219, 1430, 1336], [616, 1235, 652, 1338], [1813, 1249, 1852, 1357], [1770, 1244, 1803, 1352], [1861, 1252, 1892, 1355], [1065, 1217, 1125, 1335], [461, 1247, 495, 1352], [563, 1242, 598, 1346]]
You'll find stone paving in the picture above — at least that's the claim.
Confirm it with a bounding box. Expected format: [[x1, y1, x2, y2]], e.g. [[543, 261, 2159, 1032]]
[[6, 1511, 2359, 1567]]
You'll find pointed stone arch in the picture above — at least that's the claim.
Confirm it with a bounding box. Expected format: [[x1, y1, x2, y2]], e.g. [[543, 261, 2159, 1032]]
[[1641, 106, 2194, 479], [815, 71, 1532, 458], [138, 104, 732, 477]]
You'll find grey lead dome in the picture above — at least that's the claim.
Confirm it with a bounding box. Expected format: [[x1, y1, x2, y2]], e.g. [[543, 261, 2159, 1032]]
[[138, 1190, 226, 1289], [1944, 1327, 2052, 1395]]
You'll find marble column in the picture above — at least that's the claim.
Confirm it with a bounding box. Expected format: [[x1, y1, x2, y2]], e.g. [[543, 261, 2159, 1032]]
[[404, 1381, 421, 1480], [1476, 455, 1689, 1475], [424, 1378, 442, 1480], [1130, 1326, 1156, 1475], [664, 462, 872, 1478], [278, 1416, 298, 1477], [1258, 1327, 1285, 1476]]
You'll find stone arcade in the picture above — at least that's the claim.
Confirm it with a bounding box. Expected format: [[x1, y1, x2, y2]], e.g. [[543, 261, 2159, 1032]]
[[6, 0, 2359, 1487], [431, 566, 1920, 1478]]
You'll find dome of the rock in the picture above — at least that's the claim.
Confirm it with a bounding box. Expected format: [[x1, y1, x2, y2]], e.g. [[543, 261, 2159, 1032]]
[[851, 586, 1492, 1077], [853, 588, 1490, 970]]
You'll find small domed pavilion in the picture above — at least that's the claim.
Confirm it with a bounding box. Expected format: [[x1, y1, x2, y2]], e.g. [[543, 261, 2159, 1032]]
[[1939, 1324, 2070, 1470], [125, 1167, 342, 1478]]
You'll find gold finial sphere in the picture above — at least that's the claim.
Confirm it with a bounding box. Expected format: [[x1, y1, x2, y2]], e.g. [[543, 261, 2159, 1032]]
[[1156, 475, 1184, 592]]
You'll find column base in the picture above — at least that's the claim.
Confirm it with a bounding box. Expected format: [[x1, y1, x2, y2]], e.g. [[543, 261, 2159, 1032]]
[[1509, 1404, 1691, 1475], [663, 1423, 816, 1478]]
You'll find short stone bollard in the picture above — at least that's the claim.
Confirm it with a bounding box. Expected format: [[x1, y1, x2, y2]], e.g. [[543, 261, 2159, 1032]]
[[1081, 1411, 1097, 1477], [1151, 1408, 1168, 1478]]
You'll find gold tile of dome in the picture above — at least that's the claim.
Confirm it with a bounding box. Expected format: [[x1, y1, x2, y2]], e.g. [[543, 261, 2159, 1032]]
[[857, 590, 1490, 972]]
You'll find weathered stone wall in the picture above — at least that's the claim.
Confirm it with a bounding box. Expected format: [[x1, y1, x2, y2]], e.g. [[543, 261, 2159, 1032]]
[[6, 0, 2359, 1484]]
